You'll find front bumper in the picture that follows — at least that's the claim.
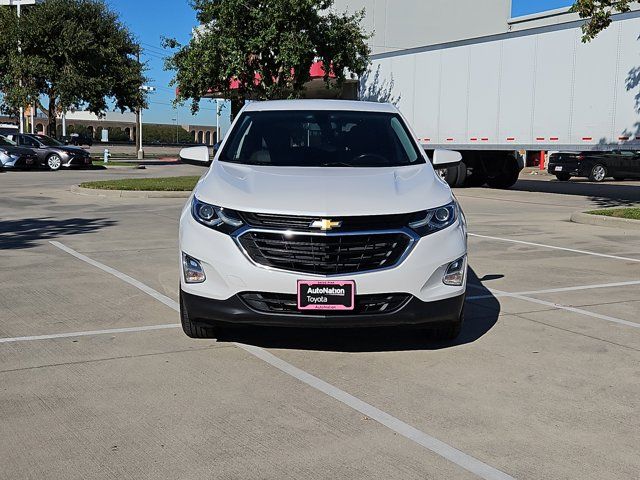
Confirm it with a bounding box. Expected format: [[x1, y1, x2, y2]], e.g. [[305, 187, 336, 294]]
[[64, 155, 92, 167], [182, 290, 465, 328], [179, 208, 468, 306], [1, 155, 37, 169]]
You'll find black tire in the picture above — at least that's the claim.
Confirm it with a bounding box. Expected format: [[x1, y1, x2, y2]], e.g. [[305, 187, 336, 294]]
[[423, 307, 465, 342], [588, 164, 607, 182], [555, 173, 571, 181], [486, 169, 520, 189], [180, 291, 216, 339], [46, 154, 62, 171], [442, 165, 459, 187], [453, 161, 468, 188], [464, 169, 487, 187]]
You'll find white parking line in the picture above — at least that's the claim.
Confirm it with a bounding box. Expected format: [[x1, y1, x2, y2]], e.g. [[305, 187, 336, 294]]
[[468, 279, 640, 301], [469, 233, 640, 263], [42, 241, 515, 480], [0, 324, 180, 344], [468, 285, 639, 329]]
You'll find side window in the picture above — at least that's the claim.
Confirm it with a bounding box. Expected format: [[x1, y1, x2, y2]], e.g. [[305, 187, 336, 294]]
[[21, 136, 39, 147]]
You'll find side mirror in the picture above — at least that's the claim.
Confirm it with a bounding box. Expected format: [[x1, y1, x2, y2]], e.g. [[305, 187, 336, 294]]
[[432, 149, 462, 168], [179, 145, 210, 166]]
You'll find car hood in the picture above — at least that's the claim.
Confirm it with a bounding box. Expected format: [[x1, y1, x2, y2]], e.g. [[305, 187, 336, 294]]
[[195, 162, 452, 216], [54, 146, 88, 155]]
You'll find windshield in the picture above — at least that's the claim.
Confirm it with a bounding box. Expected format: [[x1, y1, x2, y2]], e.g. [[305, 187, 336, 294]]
[[31, 134, 64, 147], [219, 110, 424, 167], [0, 135, 17, 147]]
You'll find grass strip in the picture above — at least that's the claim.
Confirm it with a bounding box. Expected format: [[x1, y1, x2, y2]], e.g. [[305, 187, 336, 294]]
[[80, 176, 200, 191], [587, 208, 640, 220]]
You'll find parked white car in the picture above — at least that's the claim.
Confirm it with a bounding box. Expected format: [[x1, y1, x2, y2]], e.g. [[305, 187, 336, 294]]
[[179, 100, 467, 340]]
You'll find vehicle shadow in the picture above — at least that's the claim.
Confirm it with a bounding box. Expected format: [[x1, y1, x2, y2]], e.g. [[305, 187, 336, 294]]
[[0, 217, 117, 250], [215, 267, 501, 353], [511, 179, 640, 208]]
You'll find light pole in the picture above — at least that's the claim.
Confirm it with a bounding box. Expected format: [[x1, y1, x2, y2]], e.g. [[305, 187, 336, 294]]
[[172, 116, 178, 144], [137, 85, 155, 159]]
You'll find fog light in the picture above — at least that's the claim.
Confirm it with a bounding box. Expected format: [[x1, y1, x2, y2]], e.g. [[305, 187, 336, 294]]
[[443, 256, 466, 286], [182, 253, 206, 283]]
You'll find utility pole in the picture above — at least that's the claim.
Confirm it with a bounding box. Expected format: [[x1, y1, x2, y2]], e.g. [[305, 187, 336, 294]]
[[17, 1, 24, 134], [216, 99, 220, 143], [1, 1, 41, 133], [138, 84, 155, 159]]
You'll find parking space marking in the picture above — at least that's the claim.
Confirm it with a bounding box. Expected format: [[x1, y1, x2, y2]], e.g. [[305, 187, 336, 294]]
[[468, 285, 639, 329], [44, 241, 515, 480], [0, 324, 180, 344], [469, 233, 640, 263], [468, 279, 640, 301], [50, 241, 180, 311]]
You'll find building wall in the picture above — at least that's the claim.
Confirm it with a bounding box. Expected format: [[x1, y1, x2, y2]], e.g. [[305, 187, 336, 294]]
[[332, 0, 512, 54]]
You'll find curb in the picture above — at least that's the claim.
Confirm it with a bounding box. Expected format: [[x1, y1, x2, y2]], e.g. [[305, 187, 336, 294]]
[[70, 185, 191, 199], [571, 210, 640, 231]]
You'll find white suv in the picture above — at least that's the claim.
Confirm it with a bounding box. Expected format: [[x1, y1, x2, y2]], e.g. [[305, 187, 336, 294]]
[[179, 100, 467, 340]]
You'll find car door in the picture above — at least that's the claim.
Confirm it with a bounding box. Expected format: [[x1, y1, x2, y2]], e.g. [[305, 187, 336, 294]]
[[18, 135, 46, 163], [602, 150, 623, 177], [628, 151, 640, 178]]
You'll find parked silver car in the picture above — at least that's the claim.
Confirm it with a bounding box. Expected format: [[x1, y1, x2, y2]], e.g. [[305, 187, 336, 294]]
[[0, 135, 38, 170]]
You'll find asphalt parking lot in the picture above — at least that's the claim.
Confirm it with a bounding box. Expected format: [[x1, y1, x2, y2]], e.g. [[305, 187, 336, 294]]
[[1, 166, 639, 480]]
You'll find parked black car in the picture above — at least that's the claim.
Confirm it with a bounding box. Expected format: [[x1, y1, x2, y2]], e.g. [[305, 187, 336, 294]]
[[548, 151, 640, 182], [61, 133, 94, 147], [4, 133, 91, 170]]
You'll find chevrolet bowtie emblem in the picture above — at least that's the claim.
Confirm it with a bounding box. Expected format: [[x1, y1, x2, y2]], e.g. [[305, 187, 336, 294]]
[[311, 219, 342, 231]]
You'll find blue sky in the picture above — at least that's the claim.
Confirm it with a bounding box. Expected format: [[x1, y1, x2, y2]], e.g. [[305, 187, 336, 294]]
[[106, 0, 230, 130], [104, 0, 574, 127], [512, 0, 574, 17]]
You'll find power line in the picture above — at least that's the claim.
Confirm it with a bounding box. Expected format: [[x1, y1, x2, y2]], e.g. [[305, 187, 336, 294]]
[[141, 42, 169, 54]]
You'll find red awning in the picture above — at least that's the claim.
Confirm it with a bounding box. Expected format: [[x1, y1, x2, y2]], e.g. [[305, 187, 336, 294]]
[[177, 61, 337, 98], [229, 61, 334, 90]]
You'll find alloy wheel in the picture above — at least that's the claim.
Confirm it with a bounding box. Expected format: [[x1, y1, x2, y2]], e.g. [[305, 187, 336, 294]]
[[47, 155, 62, 171]]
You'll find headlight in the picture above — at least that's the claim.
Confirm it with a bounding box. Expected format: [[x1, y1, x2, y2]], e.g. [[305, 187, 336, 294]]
[[191, 196, 244, 234], [408, 201, 458, 236]]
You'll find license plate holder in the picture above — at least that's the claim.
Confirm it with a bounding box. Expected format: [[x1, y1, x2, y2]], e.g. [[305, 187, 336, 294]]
[[555, 166, 563, 171], [297, 280, 355, 311]]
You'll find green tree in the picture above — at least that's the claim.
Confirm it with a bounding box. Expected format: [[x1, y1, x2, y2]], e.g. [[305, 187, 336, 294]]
[[165, 0, 371, 118], [571, 0, 631, 42], [0, 0, 146, 137]]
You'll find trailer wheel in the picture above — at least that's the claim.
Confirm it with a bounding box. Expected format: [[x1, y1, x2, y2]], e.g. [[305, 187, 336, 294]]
[[486, 168, 520, 189], [464, 169, 486, 187], [442, 165, 459, 187], [453, 162, 467, 188]]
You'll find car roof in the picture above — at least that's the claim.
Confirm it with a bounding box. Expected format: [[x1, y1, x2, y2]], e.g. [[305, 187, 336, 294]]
[[242, 99, 398, 113]]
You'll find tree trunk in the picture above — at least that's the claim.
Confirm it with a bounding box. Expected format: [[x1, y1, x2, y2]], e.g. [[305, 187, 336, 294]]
[[230, 97, 244, 122], [47, 95, 57, 138]]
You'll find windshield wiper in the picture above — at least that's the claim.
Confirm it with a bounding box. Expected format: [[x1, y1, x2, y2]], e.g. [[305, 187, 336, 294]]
[[320, 162, 353, 167]]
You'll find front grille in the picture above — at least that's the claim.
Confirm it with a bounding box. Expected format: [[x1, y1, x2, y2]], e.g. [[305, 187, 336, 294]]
[[237, 231, 412, 275], [240, 292, 412, 315], [239, 211, 420, 232]]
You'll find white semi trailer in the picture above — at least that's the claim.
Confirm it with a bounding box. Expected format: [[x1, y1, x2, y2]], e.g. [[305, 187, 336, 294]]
[[361, 10, 640, 188]]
